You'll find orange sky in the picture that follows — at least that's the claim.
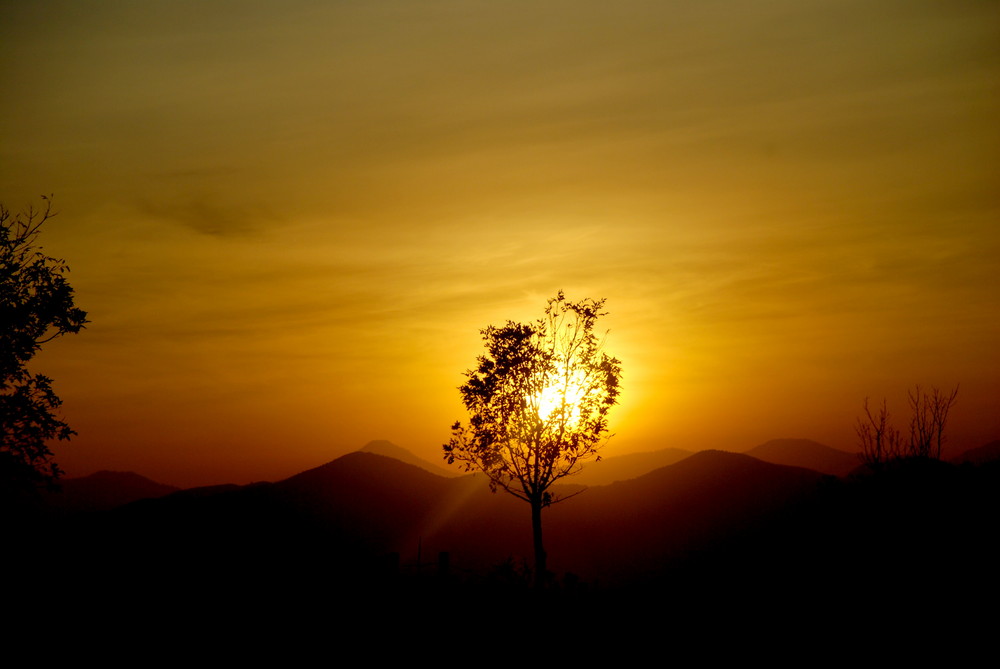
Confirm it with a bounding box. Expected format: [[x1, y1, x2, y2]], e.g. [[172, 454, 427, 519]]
[[2, 1, 998, 487]]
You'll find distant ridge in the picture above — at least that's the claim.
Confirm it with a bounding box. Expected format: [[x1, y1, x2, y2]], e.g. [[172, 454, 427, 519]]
[[572, 447, 694, 485], [358, 439, 458, 478], [46, 470, 179, 512], [952, 440, 1000, 466], [744, 438, 858, 477]]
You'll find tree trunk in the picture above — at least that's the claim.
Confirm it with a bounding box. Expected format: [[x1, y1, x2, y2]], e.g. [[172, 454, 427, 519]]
[[531, 496, 547, 589]]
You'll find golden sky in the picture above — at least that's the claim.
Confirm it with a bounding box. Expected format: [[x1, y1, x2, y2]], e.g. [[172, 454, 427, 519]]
[[2, 1, 998, 487]]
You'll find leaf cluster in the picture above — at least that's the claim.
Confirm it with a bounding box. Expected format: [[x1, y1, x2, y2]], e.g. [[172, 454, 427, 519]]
[[1, 198, 88, 483], [444, 292, 621, 505]]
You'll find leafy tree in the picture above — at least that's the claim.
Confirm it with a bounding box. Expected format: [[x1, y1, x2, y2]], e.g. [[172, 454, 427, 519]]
[[1, 197, 87, 485], [444, 292, 622, 586]]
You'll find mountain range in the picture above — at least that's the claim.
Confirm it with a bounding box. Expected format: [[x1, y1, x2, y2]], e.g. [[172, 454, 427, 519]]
[[19, 437, 997, 594], [8, 436, 993, 652], [4, 433, 995, 644]]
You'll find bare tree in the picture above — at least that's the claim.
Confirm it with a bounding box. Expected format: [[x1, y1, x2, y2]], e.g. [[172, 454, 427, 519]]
[[856, 385, 959, 468], [856, 397, 902, 469], [908, 385, 959, 460]]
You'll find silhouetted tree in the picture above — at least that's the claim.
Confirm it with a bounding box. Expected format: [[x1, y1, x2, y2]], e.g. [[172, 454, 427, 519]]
[[856, 398, 903, 469], [444, 292, 622, 587], [907, 385, 959, 460], [1, 197, 87, 485], [856, 385, 958, 468]]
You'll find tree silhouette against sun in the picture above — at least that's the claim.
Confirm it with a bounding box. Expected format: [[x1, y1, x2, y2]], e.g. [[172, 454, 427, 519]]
[[445, 292, 622, 587]]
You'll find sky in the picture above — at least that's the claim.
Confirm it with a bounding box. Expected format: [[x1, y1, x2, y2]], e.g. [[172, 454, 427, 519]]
[[2, 0, 998, 488]]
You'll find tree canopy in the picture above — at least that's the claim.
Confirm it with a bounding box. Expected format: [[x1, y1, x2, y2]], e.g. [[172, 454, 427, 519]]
[[1, 197, 87, 484], [444, 291, 621, 584]]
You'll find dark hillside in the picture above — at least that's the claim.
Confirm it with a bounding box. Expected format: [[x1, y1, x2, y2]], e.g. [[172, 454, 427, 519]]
[[546, 450, 827, 580], [44, 470, 179, 513], [9, 448, 997, 622]]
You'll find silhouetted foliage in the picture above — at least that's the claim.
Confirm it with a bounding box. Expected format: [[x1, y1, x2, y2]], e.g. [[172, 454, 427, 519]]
[[1, 197, 87, 485], [444, 292, 622, 585], [856, 385, 958, 468]]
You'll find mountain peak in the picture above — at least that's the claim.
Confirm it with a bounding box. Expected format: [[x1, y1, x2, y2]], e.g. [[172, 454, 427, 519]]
[[358, 440, 457, 478], [361, 440, 410, 458]]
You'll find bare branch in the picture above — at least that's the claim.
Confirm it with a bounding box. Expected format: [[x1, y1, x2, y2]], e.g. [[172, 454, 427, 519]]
[[856, 384, 958, 469]]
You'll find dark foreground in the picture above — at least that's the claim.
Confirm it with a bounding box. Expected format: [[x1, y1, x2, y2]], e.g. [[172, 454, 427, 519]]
[[4, 454, 998, 653]]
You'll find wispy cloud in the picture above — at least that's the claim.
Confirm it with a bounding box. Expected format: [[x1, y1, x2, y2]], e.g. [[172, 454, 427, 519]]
[[135, 196, 280, 237]]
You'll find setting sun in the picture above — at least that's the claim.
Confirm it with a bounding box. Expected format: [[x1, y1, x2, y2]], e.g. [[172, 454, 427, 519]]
[[534, 369, 589, 425]]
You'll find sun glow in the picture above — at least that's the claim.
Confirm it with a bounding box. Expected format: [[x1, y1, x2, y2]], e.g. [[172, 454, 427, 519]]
[[535, 369, 589, 425]]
